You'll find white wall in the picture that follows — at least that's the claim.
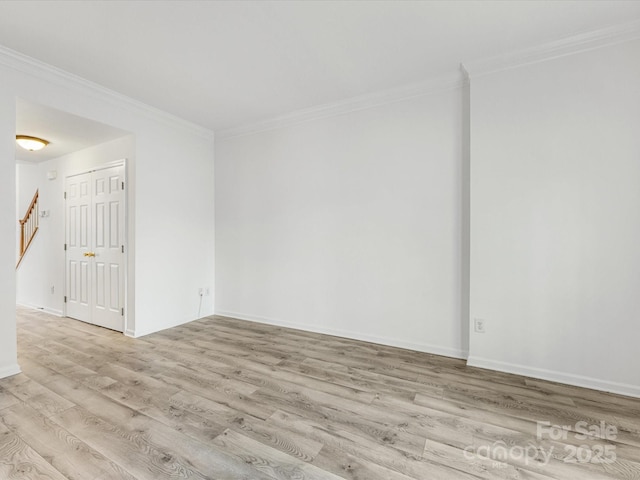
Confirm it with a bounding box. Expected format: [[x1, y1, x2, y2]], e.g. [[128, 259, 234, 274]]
[[0, 49, 215, 377], [133, 123, 215, 336], [0, 91, 19, 378], [468, 39, 640, 396], [16, 136, 134, 317], [216, 88, 466, 358]]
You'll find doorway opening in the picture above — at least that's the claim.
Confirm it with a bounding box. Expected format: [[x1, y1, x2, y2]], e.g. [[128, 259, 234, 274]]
[[15, 98, 133, 333]]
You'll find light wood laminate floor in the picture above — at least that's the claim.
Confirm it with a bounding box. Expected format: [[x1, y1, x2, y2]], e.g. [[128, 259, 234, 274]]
[[1, 307, 639, 479]]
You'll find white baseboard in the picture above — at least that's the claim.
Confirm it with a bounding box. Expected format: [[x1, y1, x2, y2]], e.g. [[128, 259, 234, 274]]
[[0, 364, 21, 379], [124, 327, 161, 338], [215, 310, 468, 360], [16, 303, 63, 317], [125, 326, 158, 338], [124, 312, 213, 339], [467, 356, 640, 399]]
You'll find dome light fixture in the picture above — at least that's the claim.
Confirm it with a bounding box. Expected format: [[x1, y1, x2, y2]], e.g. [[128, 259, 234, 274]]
[[16, 135, 49, 151]]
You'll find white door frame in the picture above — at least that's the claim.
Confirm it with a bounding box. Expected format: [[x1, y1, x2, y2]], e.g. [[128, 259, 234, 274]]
[[63, 159, 128, 333]]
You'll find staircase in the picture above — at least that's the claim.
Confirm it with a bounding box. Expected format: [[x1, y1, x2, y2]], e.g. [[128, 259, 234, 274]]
[[16, 190, 39, 269]]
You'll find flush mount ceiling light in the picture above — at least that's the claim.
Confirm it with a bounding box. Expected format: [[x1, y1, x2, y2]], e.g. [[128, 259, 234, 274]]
[[16, 135, 49, 151]]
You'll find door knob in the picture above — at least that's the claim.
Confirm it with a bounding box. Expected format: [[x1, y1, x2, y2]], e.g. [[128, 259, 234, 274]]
[[83, 252, 96, 257]]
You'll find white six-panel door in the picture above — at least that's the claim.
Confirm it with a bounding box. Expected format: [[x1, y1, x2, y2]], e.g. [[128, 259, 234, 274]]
[[66, 172, 92, 323], [66, 165, 125, 331]]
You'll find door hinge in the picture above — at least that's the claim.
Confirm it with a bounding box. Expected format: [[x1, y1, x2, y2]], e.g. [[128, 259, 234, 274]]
[[121, 245, 124, 253], [64, 296, 67, 303], [121, 308, 124, 316], [64, 243, 67, 251], [64, 191, 67, 199], [121, 181, 125, 190]]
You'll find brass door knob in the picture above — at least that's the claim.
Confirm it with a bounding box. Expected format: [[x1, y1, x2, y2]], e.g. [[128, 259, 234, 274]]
[[83, 252, 96, 257]]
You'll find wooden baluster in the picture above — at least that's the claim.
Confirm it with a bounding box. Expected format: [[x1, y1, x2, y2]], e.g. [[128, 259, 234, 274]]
[[20, 221, 24, 256]]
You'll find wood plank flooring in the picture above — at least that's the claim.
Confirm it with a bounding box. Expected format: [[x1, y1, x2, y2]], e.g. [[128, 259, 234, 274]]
[[1, 307, 639, 479]]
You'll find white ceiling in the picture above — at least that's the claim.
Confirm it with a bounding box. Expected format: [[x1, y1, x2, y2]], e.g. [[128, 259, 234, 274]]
[[1, 1, 640, 132], [16, 99, 130, 163]]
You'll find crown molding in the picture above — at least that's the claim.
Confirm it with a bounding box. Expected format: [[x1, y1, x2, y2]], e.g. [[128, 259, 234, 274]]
[[0, 45, 214, 140], [217, 70, 465, 140], [462, 19, 640, 78]]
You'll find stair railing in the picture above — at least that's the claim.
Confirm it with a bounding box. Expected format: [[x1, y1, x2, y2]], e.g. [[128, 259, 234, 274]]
[[16, 190, 39, 269]]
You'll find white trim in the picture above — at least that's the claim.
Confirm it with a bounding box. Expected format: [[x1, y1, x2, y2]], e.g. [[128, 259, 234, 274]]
[[463, 19, 640, 78], [16, 302, 63, 317], [215, 310, 468, 360], [467, 356, 640, 399], [124, 321, 188, 339], [66, 158, 126, 178], [126, 327, 156, 339], [122, 159, 130, 337], [216, 70, 465, 140], [125, 313, 210, 338], [0, 45, 213, 140], [0, 364, 21, 379]]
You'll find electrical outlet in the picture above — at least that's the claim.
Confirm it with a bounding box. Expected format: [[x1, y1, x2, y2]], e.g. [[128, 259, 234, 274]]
[[198, 288, 204, 296], [474, 319, 486, 333], [204, 287, 210, 296]]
